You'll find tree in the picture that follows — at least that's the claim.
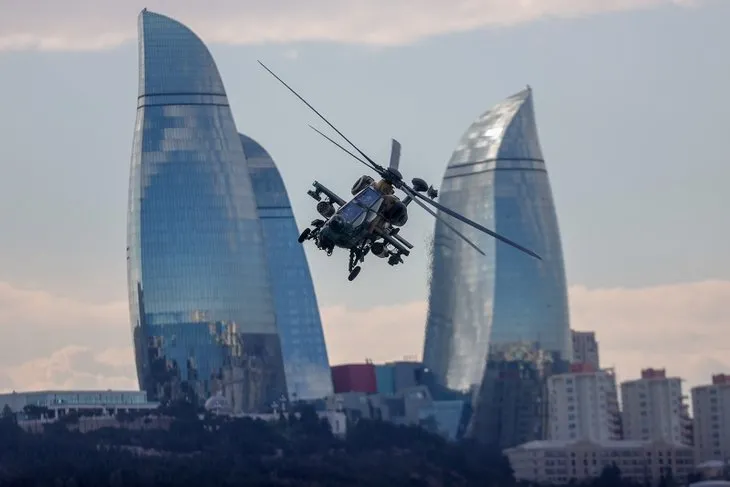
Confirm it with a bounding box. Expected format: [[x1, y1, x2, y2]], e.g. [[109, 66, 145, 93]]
[[2, 404, 15, 421]]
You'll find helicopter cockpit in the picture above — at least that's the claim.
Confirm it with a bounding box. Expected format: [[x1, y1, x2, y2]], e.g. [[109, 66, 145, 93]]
[[337, 186, 382, 227]]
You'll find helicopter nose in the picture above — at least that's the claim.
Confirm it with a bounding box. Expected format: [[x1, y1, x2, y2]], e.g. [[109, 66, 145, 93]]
[[329, 214, 345, 231]]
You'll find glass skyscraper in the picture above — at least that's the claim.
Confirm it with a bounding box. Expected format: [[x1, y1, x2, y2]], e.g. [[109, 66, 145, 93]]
[[240, 133, 334, 401], [126, 10, 288, 412], [421, 87, 572, 448]]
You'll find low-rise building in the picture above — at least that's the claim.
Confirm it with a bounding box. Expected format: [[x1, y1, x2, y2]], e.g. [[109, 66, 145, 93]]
[[505, 438, 694, 486], [0, 389, 158, 419]]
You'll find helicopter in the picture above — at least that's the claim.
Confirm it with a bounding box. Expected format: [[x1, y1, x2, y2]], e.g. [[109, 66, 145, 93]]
[[258, 61, 541, 282]]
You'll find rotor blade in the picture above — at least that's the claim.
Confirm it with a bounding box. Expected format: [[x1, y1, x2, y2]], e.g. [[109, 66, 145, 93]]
[[409, 188, 542, 260], [257, 60, 385, 174], [407, 193, 485, 255], [389, 139, 401, 171], [308, 125, 380, 173]]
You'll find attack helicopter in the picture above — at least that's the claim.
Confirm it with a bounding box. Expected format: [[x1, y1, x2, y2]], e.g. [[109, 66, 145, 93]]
[[258, 61, 541, 282]]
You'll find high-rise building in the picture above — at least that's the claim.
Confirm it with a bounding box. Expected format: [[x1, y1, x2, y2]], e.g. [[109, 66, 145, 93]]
[[572, 331, 600, 369], [547, 364, 621, 442], [240, 133, 333, 402], [692, 374, 730, 462], [127, 10, 287, 412], [421, 87, 571, 448], [620, 368, 688, 445]]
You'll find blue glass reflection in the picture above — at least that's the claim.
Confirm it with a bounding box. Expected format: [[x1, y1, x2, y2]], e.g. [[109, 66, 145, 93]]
[[422, 87, 571, 447], [127, 10, 287, 412], [240, 133, 334, 401]]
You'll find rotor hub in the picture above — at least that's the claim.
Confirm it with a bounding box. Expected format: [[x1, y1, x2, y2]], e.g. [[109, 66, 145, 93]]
[[383, 167, 403, 185]]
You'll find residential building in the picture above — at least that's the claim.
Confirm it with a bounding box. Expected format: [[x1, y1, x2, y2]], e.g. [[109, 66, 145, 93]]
[[621, 368, 688, 445], [421, 86, 571, 448], [692, 374, 730, 463], [572, 330, 600, 369], [547, 364, 621, 442]]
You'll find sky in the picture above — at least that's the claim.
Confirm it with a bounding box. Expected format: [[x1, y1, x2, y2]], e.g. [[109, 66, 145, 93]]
[[0, 0, 728, 396]]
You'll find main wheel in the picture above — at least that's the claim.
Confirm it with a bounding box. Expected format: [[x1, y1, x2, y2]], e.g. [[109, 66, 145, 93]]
[[298, 228, 311, 243], [348, 266, 361, 281]]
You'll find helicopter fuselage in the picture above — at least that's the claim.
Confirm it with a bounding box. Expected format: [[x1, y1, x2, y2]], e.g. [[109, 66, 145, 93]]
[[317, 185, 384, 250]]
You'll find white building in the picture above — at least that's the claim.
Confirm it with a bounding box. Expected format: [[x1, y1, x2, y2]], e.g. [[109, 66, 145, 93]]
[[0, 389, 158, 418], [547, 364, 621, 442], [621, 368, 689, 445], [692, 374, 730, 463], [505, 438, 694, 486], [571, 331, 600, 369]]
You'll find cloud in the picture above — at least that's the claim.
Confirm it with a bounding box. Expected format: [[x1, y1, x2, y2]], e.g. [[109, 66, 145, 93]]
[[0, 0, 702, 51], [321, 301, 427, 364], [2, 279, 729, 399], [321, 280, 730, 394], [569, 280, 730, 389], [3, 346, 137, 392], [0, 281, 135, 393]]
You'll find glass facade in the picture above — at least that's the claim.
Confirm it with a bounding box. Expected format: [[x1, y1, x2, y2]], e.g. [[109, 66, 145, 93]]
[[127, 10, 287, 413], [240, 133, 334, 401], [421, 87, 572, 448]]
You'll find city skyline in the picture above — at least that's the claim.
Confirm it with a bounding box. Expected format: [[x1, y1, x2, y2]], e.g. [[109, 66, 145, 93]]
[[0, 1, 728, 396]]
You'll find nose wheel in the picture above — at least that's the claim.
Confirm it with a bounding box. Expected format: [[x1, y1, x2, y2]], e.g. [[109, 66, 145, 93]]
[[348, 266, 361, 281], [347, 247, 365, 281], [297, 228, 311, 243]]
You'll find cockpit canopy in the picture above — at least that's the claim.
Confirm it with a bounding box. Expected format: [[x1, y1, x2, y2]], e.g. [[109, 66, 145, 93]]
[[338, 186, 382, 226]]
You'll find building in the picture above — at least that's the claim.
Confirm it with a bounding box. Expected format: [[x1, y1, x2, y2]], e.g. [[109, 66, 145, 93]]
[[0, 390, 158, 418], [682, 400, 694, 447], [375, 364, 396, 394], [421, 87, 572, 448], [572, 331, 600, 369], [331, 363, 377, 394], [240, 133, 333, 402], [374, 361, 424, 395], [547, 365, 621, 442], [692, 374, 730, 463], [127, 9, 287, 412], [505, 438, 694, 486], [621, 368, 688, 445], [327, 385, 466, 440]]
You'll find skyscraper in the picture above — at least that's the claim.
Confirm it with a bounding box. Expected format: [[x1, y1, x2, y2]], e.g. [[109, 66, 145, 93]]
[[240, 133, 334, 401], [127, 10, 287, 412], [422, 87, 571, 447]]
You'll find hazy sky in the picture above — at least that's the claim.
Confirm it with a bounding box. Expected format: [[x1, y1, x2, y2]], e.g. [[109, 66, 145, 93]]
[[0, 0, 728, 395]]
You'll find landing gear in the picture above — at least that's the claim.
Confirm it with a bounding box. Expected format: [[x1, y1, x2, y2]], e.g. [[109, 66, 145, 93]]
[[347, 245, 367, 281], [348, 266, 361, 281], [298, 228, 311, 243]]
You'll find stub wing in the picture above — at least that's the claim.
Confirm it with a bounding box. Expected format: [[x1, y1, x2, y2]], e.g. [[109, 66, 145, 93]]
[[312, 180, 346, 206], [372, 227, 412, 256]]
